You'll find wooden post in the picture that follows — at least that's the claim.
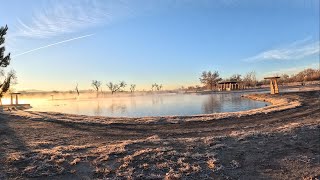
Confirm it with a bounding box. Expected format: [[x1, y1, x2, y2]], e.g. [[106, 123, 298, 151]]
[[273, 79, 279, 94], [270, 80, 273, 94], [265, 77, 280, 95], [16, 94, 18, 104], [10, 94, 13, 105]]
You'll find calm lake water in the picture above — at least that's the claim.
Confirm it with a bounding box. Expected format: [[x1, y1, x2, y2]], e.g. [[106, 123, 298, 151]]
[[18, 92, 269, 117]]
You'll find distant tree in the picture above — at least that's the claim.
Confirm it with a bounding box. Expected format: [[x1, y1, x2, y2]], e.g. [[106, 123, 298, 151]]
[[107, 81, 126, 94], [199, 71, 222, 90], [187, 86, 194, 91], [91, 80, 101, 93], [75, 83, 80, 96], [243, 71, 257, 88], [229, 74, 242, 82], [195, 85, 201, 92], [259, 79, 268, 85], [187, 86, 200, 92], [294, 68, 320, 82], [0, 25, 16, 105], [151, 83, 163, 91], [278, 74, 290, 85], [130, 84, 136, 93], [151, 83, 157, 91]]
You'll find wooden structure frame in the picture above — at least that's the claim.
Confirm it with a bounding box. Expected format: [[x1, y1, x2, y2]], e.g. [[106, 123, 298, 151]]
[[264, 77, 280, 94], [0, 93, 31, 111], [10, 93, 21, 105], [218, 81, 241, 91]]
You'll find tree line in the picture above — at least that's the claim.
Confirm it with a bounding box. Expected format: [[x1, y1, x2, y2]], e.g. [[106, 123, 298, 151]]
[[198, 71, 258, 90], [276, 68, 320, 84], [194, 68, 319, 91], [88, 81, 164, 95], [87, 68, 319, 95], [91, 80, 127, 94]]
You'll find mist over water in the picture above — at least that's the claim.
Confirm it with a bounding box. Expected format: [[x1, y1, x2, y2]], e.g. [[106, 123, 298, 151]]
[[6, 92, 269, 117]]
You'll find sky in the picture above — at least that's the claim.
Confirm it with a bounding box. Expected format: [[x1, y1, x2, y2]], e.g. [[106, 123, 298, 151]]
[[0, 0, 319, 91]]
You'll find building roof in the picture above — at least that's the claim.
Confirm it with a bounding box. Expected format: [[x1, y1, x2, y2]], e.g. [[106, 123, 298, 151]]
[[218, 81, 238, 84], [264, 76, 280, 79]]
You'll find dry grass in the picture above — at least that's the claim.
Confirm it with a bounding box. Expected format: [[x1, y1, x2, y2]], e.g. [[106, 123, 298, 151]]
[[1, 90, 319, 179], [4, 135, 231, 178]]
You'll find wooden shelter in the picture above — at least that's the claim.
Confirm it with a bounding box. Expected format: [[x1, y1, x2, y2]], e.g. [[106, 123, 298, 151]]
[[0, 92, 31, 111], [10, 93, 21, 105], [218, 81, 241, 91], [264, 77, 280, 94]]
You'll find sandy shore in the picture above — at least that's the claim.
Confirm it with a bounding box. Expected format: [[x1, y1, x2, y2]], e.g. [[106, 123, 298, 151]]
[[0, 90, 319, 179]]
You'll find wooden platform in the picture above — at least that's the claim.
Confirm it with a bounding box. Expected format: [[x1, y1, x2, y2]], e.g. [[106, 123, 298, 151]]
[[0, 104, 32, 110]]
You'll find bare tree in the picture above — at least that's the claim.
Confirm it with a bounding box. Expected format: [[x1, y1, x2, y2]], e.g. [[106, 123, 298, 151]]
[[151, 83, 157, 91], [229, 74, 242, 82], [91, 80, 101, 93], [75, 83, 80, 96], [107, 81, 126, 94], [130, 84, 136, 93], [293, 68, 320, 82], [151, 83, 163, 91], [199, 71, 222, 90], [195, 85, 201, 92], [0, 71, 16, 105], [243, 71, 257, 88], [278, 74, 290, 85], [155, 84, 160, 91]]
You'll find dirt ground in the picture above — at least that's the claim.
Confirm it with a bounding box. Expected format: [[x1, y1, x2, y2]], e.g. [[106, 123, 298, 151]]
[[0, 90, 319, 179]]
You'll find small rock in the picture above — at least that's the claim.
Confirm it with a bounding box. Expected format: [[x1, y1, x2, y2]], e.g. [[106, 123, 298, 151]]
[[230, 160, 240, 169]]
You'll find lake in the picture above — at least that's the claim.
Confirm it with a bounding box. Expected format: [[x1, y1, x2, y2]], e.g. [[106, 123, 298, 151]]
[[13, 92, 270, 117]]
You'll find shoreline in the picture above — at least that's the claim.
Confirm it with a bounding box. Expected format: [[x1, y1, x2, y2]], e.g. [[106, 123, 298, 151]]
[[5, 84, 319, 124], [4, 90, 303, 125]]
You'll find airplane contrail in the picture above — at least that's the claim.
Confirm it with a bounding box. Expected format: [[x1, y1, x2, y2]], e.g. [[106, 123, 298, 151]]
[[12, 33, 94, 58]]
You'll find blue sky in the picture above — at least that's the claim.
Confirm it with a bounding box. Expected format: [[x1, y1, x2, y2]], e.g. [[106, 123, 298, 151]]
[[1, 0, 319, 91]]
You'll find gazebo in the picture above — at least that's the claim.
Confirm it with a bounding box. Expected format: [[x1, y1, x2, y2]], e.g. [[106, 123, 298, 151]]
[[218, 81, 241, 91], [264, 77, 280, 94]]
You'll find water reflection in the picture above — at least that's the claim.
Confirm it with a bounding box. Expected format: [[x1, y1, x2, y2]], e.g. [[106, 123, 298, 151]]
[[93, 101, 103, 116], [130, 97, 136, 108], [202, 95, 222, 114], [108, 102, 127, 115], [22, 93, 269, 117], [151, 95, 163, 105]]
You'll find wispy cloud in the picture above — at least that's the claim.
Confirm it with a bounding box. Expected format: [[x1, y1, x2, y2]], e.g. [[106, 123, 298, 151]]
[[9, 0, 245, 41], [10, 0, 248, 40], [264, 63, 319, 77], [12, 34, 94, 58], [10, 0, 132, 39], [244, 38, 320, 62]]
